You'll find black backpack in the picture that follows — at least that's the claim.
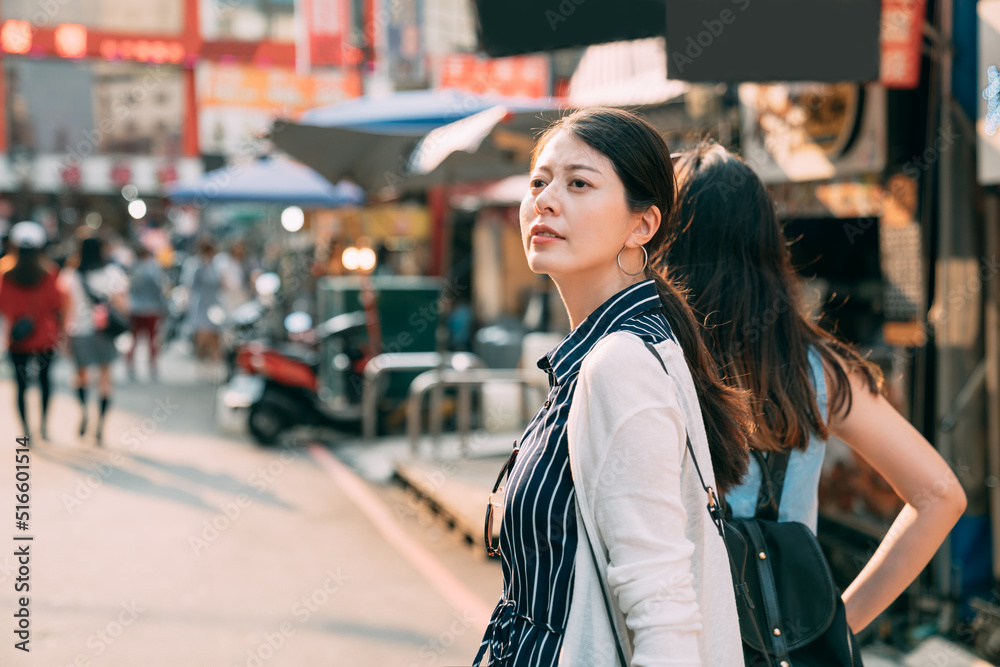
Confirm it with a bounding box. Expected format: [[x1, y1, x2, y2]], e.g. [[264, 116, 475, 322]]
[[725, 447, 862, 666]]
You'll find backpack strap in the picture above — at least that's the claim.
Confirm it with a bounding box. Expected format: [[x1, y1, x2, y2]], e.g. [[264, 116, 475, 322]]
[[642, 341, 775, 667], [79, 271, 106, 306], [753, 448, 791, 522]]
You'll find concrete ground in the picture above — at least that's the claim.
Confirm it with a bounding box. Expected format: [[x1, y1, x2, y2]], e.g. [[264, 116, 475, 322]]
[[0, 342, 501, 666]]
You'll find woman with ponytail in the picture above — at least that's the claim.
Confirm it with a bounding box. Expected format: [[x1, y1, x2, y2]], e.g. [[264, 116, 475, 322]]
[[60, 235, 130, 444], [474, 109, 751, 666], [666, 141, 966, 634]]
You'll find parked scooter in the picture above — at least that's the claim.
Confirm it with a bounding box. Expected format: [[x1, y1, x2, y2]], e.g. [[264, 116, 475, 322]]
[[219, 272, 284, 382], [225, 309, 370, 445]]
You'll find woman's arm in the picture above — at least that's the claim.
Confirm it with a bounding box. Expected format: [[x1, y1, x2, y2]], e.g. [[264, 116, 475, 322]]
[[830, 367, 967, 632], [580, 337, 704, 666]]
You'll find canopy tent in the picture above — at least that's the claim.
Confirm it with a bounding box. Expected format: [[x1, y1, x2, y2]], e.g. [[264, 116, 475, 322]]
[[165, 157, 365, 208], [394, 105, 564, 192], [269, 89, 560, 192]]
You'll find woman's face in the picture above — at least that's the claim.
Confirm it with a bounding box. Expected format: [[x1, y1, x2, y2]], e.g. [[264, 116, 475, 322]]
[[520, 129, 639, 279]]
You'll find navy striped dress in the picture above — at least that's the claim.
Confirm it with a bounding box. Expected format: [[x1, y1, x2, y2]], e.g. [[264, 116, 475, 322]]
[[475, 280, 675, 667]]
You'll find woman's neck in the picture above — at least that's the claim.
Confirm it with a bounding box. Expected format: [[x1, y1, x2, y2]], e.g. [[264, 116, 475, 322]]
[[551, 267, 644, 329]]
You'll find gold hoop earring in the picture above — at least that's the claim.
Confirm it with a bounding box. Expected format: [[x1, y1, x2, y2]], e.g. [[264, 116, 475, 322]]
[[617, 245, 648, 277]]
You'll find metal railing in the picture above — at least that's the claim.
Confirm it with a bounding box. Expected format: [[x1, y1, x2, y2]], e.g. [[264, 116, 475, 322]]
[[406, 367, 540, 456], [360, 351, 485, 440]]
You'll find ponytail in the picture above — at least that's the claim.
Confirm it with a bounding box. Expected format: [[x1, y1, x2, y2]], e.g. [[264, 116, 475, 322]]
[[650, 271, 753, 494]]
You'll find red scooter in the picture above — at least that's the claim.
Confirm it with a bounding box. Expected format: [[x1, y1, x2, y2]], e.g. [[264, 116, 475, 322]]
[[226, 311, 370, 445]]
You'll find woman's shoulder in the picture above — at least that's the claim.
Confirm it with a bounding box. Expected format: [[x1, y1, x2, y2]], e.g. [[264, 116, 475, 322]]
[[583, 331, 683, 377], [576, 332, 685, 411]]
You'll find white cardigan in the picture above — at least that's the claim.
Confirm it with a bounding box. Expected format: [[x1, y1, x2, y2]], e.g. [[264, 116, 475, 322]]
[[559, 332, 744, 666]]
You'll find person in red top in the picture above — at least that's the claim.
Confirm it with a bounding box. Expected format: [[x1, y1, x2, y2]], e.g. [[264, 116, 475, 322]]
[[0, 221, 68, 441]]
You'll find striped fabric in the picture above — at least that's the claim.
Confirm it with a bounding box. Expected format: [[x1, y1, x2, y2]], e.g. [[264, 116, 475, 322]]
[[475, 280, 675, 667]]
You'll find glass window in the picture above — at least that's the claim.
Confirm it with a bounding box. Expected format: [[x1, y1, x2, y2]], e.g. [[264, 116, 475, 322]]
[[6, 58, 184, 157]]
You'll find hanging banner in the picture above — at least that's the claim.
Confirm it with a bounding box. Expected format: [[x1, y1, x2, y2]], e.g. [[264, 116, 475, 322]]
[[435, 53, 549, 98], [297, 0, 351, 70], [881, 0, 926, 89], [979, 0, 1000, 184], [198, 63, 360, 154], [386, 0, 426, 89]]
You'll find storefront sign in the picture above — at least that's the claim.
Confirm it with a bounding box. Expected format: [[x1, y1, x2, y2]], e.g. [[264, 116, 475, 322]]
[[739, 82, 887, 184], [979, 1, 1000, 184], [386, 0, 426, 89], [881, 0, 926, 89], [0, 155, 201, 195], [198, 63, 361, 154], [98, 38, 187, 64], [54, 23, 88, 59], [199, 63, 357, 112], [1, 20, 32, 54], [436, 53, 550, 98], [298, 0, 350, 69], [766, 179, 884, 219]]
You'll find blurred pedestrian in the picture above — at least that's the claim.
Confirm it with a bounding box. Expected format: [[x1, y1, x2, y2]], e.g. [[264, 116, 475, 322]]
[[60, 236, 130, 444], [0, 222, 67, 441], [126, 244, 167, 382], [666, 141, 967, 633], [214, 239, 252, 316], [475, 109, 750, 665], [184, 237, 222, 379]]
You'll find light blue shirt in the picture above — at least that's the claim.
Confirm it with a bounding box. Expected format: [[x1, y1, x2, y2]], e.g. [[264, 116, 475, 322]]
[[725, 347, 828, 534]]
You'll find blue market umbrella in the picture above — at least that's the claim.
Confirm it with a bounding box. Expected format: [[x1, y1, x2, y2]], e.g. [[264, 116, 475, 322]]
[[165, 157, 365, 208], [269, 88, 558, 192]]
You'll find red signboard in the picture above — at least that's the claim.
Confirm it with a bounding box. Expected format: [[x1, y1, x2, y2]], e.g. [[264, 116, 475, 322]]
[[881, 0, 926, 89], [0, 20, 296, 68], [436, 53, 550, 98], [300, 0, 350, 69]]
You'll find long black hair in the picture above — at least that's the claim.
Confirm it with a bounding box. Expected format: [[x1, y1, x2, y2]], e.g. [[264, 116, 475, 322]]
[[77, 237, 107, 274], [664, 141, 882, 453], [532, 109, 752, 493]]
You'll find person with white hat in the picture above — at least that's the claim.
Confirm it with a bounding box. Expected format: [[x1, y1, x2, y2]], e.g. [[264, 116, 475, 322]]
[[0, 221, 67, 441]]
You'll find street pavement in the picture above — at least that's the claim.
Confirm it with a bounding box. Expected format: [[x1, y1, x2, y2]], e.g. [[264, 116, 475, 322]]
[[0, 340, 991, 666], [0, 342, 500, 667]]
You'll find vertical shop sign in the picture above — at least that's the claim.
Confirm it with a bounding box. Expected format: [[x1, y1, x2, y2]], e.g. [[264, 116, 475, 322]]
[[881, 0, 926, 89], [298, 0, 349, 70], [386, 0, 425, 88], [979, 0, 1000, 184]]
